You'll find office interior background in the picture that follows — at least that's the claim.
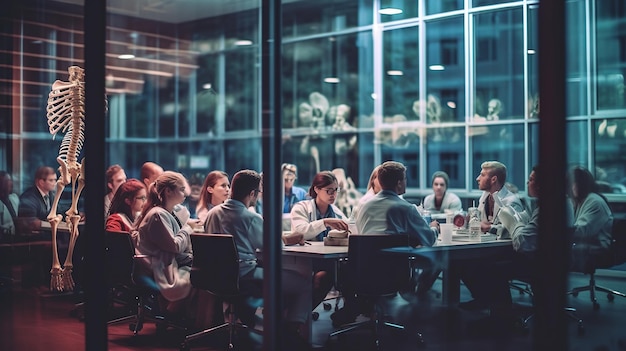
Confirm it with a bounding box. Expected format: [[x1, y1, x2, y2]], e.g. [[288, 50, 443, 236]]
[[1, 0, 625, 349]]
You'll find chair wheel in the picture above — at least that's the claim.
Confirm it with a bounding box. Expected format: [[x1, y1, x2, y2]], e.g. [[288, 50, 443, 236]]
[[577, 324, 585, 336], [607, 293, 614, 302], [129, 322, 143, 333], [323, 302, 332, 311], [572, 292, 578, 297], [312, 311, 319, 321], [593, 302, 600, 310], [179, 343, 190, 351], [416, 332, 426, 347]]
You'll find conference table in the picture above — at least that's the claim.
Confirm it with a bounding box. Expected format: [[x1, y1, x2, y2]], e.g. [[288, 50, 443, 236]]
[[382, 238, 514, 306], [280, 237, 514, 344]]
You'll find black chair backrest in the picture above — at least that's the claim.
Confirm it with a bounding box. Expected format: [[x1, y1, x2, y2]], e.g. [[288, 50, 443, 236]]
[[190, 233, 240, 297], [348, 234, 411, 296], [105, 230, 134, 287], [612, 218, 626, 265]]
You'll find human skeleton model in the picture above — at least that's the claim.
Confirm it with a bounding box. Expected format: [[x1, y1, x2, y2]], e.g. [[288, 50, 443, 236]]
[[45, 66, 90, 292]]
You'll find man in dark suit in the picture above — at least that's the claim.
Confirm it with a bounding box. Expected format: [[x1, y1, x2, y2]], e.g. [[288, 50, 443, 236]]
[[17, 166, 58, 234]]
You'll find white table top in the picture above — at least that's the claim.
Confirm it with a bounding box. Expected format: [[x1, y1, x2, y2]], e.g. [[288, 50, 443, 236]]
[[282, 241, 348, 258]]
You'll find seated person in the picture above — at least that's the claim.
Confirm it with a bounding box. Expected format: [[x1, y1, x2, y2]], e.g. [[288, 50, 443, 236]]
[[349, 165, 381, 223], [0, 171, 18, 240], [196, 170, 230, 225], [105, 179, 146, 233], [423, 171, 462, 214], [17, 166, 60, 234], [475, 161, 524, 238], [134, 171, 204, 321], [330, 161, 437, 326], [282, 163, 307, 214], [568, 166, 613, 271], [291, 171, 348, 309], [205, 170, 311, 338]]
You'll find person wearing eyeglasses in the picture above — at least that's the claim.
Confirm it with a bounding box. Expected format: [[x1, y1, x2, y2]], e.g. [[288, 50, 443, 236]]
[[282, 163, 307, 213], [290, 171, 349, 311], [105, 178, 146, 233], [18, 166, 61, 232]]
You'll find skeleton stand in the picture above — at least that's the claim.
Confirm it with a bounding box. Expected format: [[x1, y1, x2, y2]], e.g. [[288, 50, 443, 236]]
[[46, 66, 89, 292]]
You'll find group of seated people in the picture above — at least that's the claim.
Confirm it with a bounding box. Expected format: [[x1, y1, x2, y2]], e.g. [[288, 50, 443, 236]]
[[3, 155, 614, 344]]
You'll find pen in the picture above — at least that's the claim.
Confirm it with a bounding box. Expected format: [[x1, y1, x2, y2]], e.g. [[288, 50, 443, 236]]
[[303, 241, 312, 245]]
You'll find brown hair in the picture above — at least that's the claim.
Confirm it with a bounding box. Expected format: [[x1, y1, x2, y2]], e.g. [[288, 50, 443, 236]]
[[108, 179, 145, 219], [308, 171, 338, 198], [196, 170, 229, 213]]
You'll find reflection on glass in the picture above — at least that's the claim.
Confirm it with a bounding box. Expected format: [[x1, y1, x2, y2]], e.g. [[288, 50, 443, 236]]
[[383, 27, 419, 118], [379, 0, 418, 23], [426, 126, 466, 188], [426, 16, 465, 122], [426, 0, 462, 15], [474, 9, 523, 120], [594, 118, 626, 193], [565, 0, 587, 116], [471, 124, 525, 190], [596, 0, 626, 110], [283, 0, 372, 38]]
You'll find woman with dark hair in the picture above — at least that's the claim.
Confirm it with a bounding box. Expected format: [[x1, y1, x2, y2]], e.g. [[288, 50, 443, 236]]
[[105, 178, 146, 232], [423, 170, 462, 214], [196, 170, 230, 224], [290, 170, 349, 310], [569, 166, 613, 270]]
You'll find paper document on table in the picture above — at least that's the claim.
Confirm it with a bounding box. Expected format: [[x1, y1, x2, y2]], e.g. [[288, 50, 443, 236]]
[[453, 233, 498, 242]]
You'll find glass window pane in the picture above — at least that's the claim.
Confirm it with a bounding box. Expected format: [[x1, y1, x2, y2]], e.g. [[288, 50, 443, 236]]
[[474, 9, 524, 120], [566, 120, 588, 168], [379, 0, 418, 23], [566, 0, 587, 116], [596, 0, 626, 110], [283, 0, 372, 39], [528, 6, 539, 119], [426, 0, 463, 15], [470, 124, 525, 191], [426, 126, 466, 188], [426, 16, 465, 122], [594, 118, 626, 193], [383, 27, 419, 118]]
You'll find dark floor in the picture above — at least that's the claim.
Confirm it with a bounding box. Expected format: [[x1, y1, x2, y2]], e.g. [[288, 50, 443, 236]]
[[2, 270, 626, 351]]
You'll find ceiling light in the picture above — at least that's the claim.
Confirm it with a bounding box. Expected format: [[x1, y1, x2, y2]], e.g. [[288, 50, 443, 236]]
[[202, 83, 212, 90], [235, 40, 253, 46], [447, 101, 457, 109], [429, 65, 445, 71], [527, 49, 536, 55], [118, 54, 135, 60], [324, 77, 340, 84], [387, 70, 404, 76], [379, 8, 403, 15]]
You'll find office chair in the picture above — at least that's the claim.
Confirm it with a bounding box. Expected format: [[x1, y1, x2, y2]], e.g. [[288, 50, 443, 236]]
[[180, 233, 262, 351], [102, 230, 188, 335], [329, 234, 424, 349], [567, 218, 626, 310]]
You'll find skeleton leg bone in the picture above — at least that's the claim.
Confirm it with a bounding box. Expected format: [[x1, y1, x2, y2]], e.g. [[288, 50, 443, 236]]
[[48, 157, 70, 292], [61, 160, 85, 291]]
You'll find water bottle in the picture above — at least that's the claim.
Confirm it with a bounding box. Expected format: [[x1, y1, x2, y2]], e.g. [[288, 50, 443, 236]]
[[468, 208, 481, 241], [422, 210, 432, 225]]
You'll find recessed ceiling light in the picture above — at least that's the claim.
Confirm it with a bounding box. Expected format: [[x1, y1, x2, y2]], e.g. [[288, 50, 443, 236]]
[[118, 54, 135, 60], [324, 77, 340, 83], [447, 101, 457, 109], [527, 49, 536, 55], [235, 40, 253, 46], [379, 8, 403, 15], [429, 65, 445, 71], [387, 70, 404, 76], [202, 83, 212, 90]]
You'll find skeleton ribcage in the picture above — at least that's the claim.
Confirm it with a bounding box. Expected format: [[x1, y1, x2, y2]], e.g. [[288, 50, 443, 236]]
[[46, 80, 85, 164]]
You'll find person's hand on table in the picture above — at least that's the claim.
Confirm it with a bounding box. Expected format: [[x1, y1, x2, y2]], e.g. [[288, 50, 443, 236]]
[[323, 218, 348, 231], [480, 221, 492, 233], [429, 220, 440, 232], [282, 232, 304, 246]]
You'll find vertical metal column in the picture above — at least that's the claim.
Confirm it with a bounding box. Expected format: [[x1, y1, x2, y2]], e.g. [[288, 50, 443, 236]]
[[84, 0, 108, 350], [536, 0, 567, 350], [261, 0, 283, 350]]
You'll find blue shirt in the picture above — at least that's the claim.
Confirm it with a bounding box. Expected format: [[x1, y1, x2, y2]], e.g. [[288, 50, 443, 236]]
[[283, 186, 307, 213]]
